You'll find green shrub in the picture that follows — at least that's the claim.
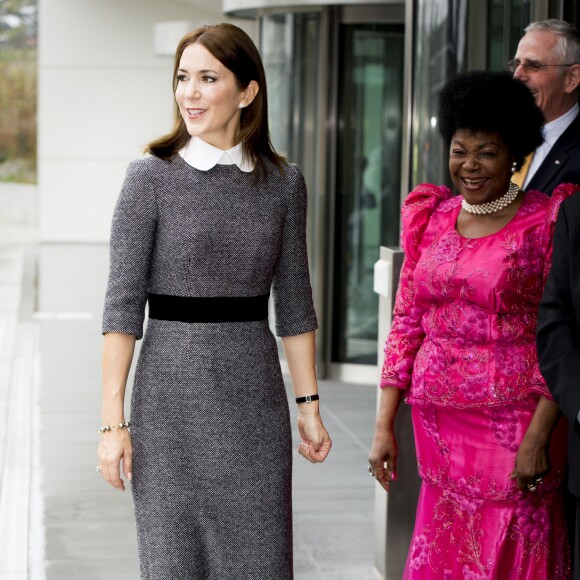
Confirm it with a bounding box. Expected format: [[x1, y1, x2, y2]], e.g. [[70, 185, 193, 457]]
[[1, 0, 38, 184]]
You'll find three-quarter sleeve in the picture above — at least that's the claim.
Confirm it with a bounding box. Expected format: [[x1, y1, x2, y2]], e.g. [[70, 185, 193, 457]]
[[272, 164, 318, 337], [380, 253, 425, 389], [102, 159, 158, 339], [380, 184, 452, 389]]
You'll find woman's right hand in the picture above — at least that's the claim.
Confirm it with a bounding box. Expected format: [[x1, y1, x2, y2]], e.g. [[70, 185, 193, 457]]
[[297, 410, 332, 463], [368, 386, 404, 491], [368, 427, 398, 492], [97, 429, 133, 491]]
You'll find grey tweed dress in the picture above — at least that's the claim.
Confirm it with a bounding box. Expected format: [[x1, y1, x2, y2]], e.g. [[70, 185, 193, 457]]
[[102, 154, 318, 580]]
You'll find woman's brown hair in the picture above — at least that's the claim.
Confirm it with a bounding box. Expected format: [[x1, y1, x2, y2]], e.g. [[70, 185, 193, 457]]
[[146, 23, 286, 179]]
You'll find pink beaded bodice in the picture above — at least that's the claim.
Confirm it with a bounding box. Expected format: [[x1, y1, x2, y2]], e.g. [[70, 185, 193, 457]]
[[381, 182, 578, 408]]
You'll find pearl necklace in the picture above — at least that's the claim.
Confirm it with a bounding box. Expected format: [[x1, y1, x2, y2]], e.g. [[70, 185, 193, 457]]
[[461, 182, 520, 215]]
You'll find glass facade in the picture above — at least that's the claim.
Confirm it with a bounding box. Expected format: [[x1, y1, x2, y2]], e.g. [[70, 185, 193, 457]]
[[411, 0, 468, 187], [333, 23, 404, 364], [487, 0, 531, 70], [261, 11, 405, 367], [257, 0, 580, 373], [411, 0, 564, 189], [261, 12, 324, 352], [562, 0, 580, 26], [261, 12, 322, 260]]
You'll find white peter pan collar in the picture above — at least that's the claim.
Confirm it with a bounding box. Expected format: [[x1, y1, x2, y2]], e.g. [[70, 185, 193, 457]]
[[179, 137, 255, 172]]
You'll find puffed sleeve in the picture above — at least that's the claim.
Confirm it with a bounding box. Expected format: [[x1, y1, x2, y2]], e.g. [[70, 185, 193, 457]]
[[272, 164, 318, 337], [102, 159, 158, 339], [541, 183, 580, 285], [380, 184, 452, 389]]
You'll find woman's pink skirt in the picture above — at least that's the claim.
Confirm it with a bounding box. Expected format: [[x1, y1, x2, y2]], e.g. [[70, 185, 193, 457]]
[[403, 404, 571, 579]]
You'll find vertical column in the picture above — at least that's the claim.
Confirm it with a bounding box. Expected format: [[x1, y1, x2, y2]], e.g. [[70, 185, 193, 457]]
[[373, 246, 420, 579]]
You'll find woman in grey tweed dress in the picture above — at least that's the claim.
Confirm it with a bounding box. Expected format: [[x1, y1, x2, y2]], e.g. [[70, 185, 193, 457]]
[[97, 23, 332, 580]]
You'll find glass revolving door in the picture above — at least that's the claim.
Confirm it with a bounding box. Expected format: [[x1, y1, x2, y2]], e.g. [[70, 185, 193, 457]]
[[332, 23, 405, 365]]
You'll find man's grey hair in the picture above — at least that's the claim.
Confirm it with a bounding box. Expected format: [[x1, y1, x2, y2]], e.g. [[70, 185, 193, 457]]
[[525, 19, 580, 65]]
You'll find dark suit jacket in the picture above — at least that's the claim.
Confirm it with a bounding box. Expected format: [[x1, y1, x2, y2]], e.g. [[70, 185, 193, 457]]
[[537, 190, 580, 497], [527, 111, 580, 195]]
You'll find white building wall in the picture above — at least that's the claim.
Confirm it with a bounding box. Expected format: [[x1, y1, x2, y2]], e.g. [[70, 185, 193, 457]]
[[39, 0, 255, 242]]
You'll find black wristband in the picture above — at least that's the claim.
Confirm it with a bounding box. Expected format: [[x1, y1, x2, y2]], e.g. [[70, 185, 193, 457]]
[[295, 394, 319, 404]]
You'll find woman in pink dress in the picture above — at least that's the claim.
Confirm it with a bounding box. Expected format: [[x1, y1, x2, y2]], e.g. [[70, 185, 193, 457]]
[[368, 70, 576, 578]]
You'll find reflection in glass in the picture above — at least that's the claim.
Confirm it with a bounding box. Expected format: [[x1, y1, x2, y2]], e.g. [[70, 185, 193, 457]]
[[487, 0, 529, 71], [333, 24, 404, 364], [261, 12, 321, 270], [260, 13, 322, 355], [563, 0, 580, 28], [412, 0, 468, 188]]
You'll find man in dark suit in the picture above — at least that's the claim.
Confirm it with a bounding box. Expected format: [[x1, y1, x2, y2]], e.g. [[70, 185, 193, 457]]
[[538, 188, 580, 578], [531, 19, 580, 579], [510, 20, 580, 194]]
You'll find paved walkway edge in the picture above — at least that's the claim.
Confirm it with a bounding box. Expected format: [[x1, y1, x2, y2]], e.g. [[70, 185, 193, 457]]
[[0, 323, 37, 577], [30, 352, 45, 580], [0, 247, 44, 580]]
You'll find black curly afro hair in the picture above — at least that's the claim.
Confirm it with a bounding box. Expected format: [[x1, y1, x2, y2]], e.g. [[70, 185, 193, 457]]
[[437, 70, 544, 171]]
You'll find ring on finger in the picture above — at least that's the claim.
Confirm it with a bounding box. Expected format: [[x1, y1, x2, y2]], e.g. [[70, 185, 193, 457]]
[[96, 465, 103, 473], [367, 465, 374, 477]]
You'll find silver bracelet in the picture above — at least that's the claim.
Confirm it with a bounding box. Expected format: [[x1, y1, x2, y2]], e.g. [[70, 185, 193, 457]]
[[99, 420, 131, 434]]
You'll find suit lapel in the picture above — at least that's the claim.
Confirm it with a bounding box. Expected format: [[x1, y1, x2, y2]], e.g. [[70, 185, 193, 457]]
[[526, 112, 580, 192]]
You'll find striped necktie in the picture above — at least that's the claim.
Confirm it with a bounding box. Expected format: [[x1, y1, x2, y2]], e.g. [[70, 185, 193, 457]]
[[511, 153, 534, 189]]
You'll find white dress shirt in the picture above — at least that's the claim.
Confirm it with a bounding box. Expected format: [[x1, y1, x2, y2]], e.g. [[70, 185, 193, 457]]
[[179, 136, 255, 172], [524, 103, 579, 188]]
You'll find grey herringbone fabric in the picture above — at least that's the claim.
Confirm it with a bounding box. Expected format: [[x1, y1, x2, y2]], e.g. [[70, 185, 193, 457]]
[[102, 154, 318, 580]]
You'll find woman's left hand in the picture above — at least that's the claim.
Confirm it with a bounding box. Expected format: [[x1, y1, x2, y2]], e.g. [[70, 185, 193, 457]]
[[296, 409, 332, 463], [510, 432, 550, 492]]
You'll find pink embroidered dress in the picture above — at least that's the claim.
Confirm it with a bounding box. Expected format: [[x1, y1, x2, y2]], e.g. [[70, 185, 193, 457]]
[[381, 183, 578, 579]]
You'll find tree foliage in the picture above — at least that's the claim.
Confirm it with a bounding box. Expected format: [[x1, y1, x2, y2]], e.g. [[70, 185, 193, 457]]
[[0, 0, 37, 182], [0, 0, 37, 51]]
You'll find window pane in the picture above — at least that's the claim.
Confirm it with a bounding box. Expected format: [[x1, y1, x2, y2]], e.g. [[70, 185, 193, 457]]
[[333, 24, 404, 364], [487, 0, 529, 71], [260, 12, 322, 349], [411, 0, 468, 187]]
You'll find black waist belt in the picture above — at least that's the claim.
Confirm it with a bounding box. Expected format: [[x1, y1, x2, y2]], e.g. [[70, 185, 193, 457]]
[[148, 293, 269, 323]]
